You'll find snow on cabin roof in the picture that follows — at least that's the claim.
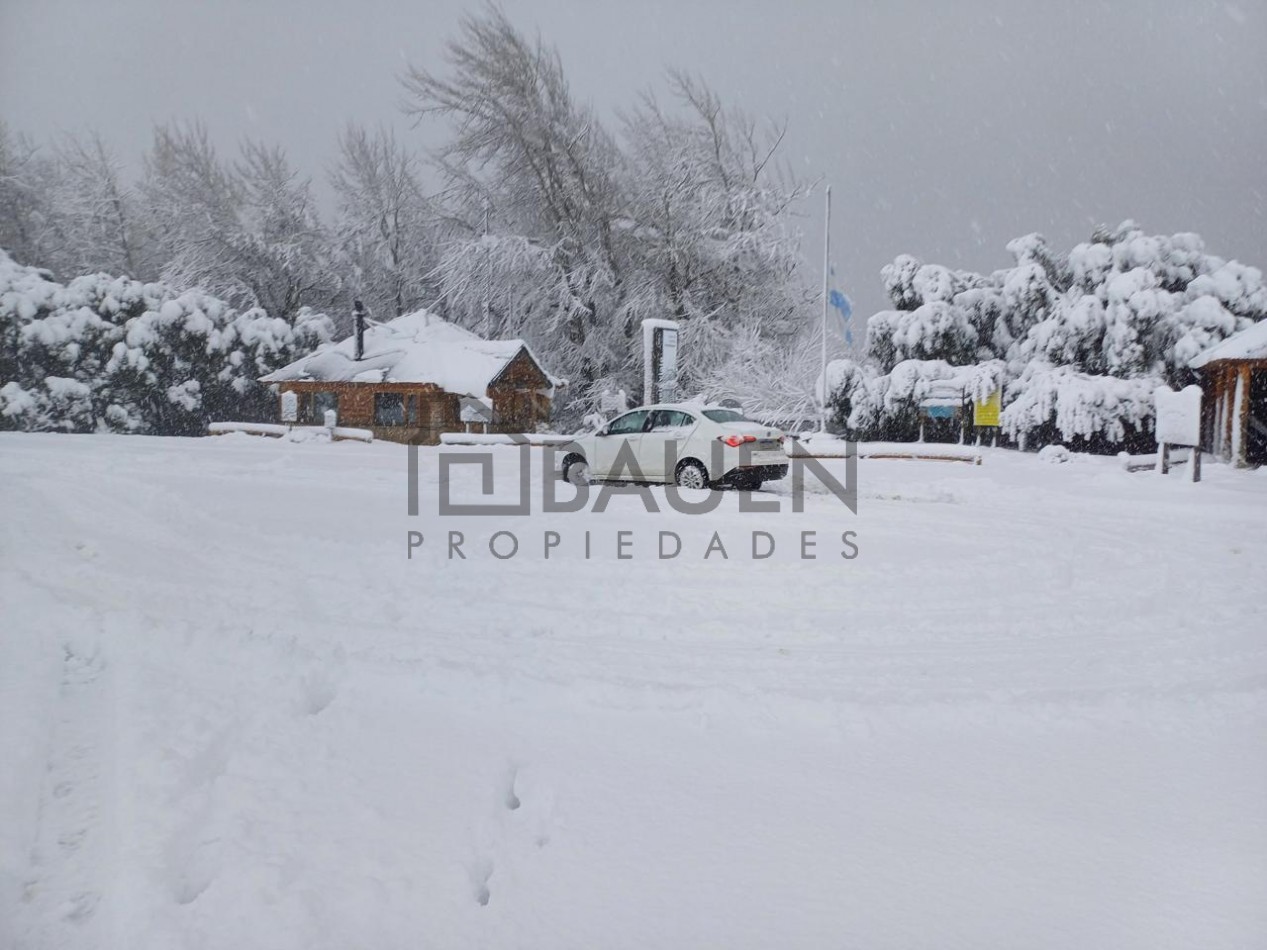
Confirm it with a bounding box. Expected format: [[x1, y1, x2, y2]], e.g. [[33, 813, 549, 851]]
[[1190, 319, 1267, 368], [260, 310, 560, 398]]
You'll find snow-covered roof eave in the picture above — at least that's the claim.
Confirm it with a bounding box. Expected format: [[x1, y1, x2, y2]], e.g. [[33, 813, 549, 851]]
[[1189, 320, 1267, 369]]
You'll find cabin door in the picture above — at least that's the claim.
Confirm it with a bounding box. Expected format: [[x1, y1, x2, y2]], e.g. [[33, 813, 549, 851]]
[[1248, 370, 1267, 465]]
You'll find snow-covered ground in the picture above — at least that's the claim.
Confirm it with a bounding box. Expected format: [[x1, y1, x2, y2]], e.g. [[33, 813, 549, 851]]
[[2, 432, 1265, 949]]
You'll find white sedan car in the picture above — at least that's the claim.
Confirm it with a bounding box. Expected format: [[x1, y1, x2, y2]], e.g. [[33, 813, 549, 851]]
[[561, 405, 789, 490]]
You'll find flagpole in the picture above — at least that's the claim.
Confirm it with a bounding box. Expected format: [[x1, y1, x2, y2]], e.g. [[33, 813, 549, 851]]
[[820, 185, 831, 432]]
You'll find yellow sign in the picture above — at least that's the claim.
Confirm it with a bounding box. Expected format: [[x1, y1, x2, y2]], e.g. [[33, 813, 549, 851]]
[[973, 389, 1001, 427]]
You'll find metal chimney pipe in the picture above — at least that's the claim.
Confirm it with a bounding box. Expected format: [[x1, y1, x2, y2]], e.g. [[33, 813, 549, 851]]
[[353, 300, 366, 361]]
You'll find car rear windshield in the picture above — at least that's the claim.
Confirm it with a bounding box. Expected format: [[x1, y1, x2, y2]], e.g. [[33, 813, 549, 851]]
[[702, 409, 748, 423]]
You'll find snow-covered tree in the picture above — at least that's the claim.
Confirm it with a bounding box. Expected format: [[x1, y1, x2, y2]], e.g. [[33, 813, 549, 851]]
[[140, 123, 334, 323], [1000, 363, 1155, 448], [853, 221, 1266, 449], [694, 321, 819, 425], [330, 124, 436, 321], [233, 141, 339, 320], [867, 302, 978, 369], [881, 254, 923, 311], [403, 7, 627, 391], [0, 249, 332, 435], [105, 293, 332, 434], [404, 11, 811, 414], [140, 122, 243, 294], [42, 132, 143, 280], [0, 123, 56, 268], [620, 72, 811, 401]]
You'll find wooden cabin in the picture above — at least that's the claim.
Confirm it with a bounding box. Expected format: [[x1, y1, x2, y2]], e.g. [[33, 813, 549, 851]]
[[260, 310, 560, 445], [1191, 320, 1267, 467]]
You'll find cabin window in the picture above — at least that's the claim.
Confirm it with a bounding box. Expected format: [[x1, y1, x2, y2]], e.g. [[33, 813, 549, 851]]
[[374, 393, 406, 426], [406, 395, 419, 425], [312, 391, 338, 422]]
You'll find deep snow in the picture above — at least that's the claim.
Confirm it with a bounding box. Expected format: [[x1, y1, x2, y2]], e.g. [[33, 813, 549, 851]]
[[1, 433, 1265, 949]]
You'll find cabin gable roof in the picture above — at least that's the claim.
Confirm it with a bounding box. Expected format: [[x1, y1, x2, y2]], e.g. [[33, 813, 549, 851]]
[[260, 309, 560, 398]]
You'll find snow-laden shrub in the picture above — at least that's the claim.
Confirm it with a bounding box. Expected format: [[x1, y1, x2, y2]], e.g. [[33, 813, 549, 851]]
[[881, 254, 922, 311], [0, 249, 332, 435], [866, 303, 978, 368], [860, 221, 1266, 452], [1001, 364, 1156, 447], [831, 358, 1006, 442]]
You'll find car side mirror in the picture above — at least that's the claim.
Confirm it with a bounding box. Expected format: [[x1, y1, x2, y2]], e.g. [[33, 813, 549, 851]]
[[596, 426, 610, 437]]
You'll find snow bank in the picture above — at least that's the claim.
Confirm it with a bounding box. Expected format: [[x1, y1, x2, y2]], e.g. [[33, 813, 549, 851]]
[[208, 422, 373, 442]]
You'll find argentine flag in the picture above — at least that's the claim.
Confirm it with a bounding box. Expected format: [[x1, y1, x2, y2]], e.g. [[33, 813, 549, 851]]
[[828, 266, 853, 345]]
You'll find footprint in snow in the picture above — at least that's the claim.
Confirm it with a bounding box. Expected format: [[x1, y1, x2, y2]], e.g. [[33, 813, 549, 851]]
[[299, 672, 338, 716], [63, 890, 99, 923], [504, 766, 521, 811], [470, 860, 493, 906]]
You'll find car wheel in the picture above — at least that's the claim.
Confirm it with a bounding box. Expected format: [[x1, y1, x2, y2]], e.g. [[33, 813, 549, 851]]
[[562, 455, 590, 485], [674, 459, 710, 490]]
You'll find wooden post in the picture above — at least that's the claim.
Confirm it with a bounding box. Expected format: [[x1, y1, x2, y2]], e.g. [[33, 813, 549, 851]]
[[1157, 442, 1170, 475], [1191, 446, 1201, 483], [1236, 365, 1251, 467]]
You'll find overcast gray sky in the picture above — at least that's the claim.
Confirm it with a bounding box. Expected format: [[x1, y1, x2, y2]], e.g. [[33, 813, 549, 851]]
[[2, 0, 1264, 326]]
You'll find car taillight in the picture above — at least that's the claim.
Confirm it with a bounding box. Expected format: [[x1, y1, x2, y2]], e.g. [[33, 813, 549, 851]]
[[718, 434, 757, 447]]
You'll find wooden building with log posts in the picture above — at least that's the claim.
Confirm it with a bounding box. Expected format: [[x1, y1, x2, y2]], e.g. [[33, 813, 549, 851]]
[[1191, 320, 1267, 467], [260, 309, 561, 445]]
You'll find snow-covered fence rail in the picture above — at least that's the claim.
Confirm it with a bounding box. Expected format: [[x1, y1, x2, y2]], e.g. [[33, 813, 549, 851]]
[[791, 438, 983, 465], [208, 422, 290, 438], [208, 422, 373, 443], [439, 433, 575, 447], [1119, 448, 1195, 474]]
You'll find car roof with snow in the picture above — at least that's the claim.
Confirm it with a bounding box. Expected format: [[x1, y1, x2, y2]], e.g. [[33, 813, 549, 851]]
[[621, 404, 745, 415], [260, 309, 562, 398]]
